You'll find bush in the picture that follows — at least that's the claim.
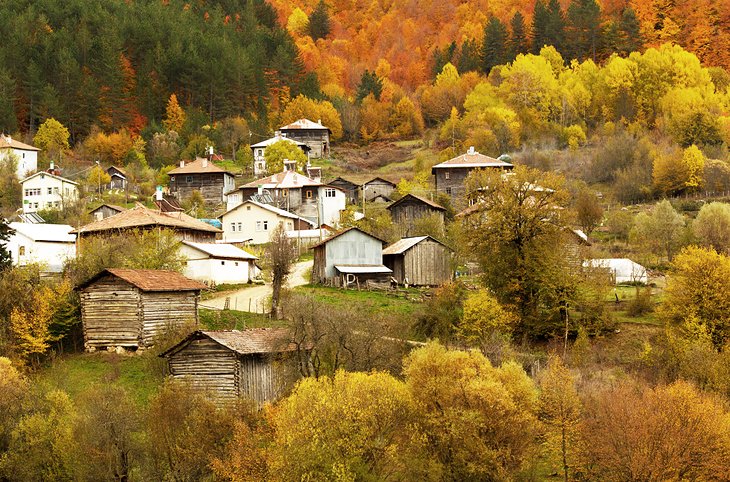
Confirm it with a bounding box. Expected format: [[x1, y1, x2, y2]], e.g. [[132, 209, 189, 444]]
[[626, 286, 654, 317]]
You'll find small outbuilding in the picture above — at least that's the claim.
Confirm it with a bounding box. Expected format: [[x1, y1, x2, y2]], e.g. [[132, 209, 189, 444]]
[[387, 193, 446, 235], [584, 258, 649, 285], [383, 236, 453, 286], [362, 177, 396, 202], [7, 222, 76, 273], [160, 329, 300, 405], [78, 268, 207, 351], [311, 227, 391, 286], [179, 241, 259, 285], [107, 166, 127, 190], [89, 203, 126, 221]]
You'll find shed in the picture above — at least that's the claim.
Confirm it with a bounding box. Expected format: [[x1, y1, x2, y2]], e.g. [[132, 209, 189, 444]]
[[311, 227, 391, 285], [329, 177, 360, 204], [78, 268, 207, 351], [584, 258, 649, 285], [89, 203, 126, 221], [160, 329, 299, 405], [107, 166, 127, 190], [383, 236, 453, 286], [387, 193, 446, 234], [363, 177, 396, 202], [179, 241, 259, 285]]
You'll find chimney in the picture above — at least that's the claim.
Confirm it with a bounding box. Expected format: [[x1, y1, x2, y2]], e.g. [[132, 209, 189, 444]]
[[275, 130, 281, 138], [284, 159, 297, 172], [180, 160, 185, 168], [202, 157, 208, 168], [257, 185, 263, 195], [6, 135, 11, 144], [156, 185, 163, 201], [317, 119, 321, 125], [468, 146, 475, 155], [49, 160, 54, 171]]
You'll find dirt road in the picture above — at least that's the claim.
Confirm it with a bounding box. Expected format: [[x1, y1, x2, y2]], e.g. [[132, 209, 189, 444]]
[[201, 259, 312, 313]]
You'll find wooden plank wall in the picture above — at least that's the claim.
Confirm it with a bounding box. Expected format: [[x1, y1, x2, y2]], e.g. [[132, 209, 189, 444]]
[[168, 338, 239, 403], [140, 291, 198, 347], [239, 355, 281, 406], [81, 277, 141, 349], [403, 239, 451, 286]]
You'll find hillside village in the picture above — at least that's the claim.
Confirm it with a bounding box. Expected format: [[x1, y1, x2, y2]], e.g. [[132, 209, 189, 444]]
[[1, 0, 730, 480]]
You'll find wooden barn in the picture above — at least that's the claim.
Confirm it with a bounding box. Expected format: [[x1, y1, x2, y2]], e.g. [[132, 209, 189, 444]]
[[383, 236, 453, 286], [387, 193, 446, 235], [363, 177, 396, 202], [311, 227, 391, 286], [78, 268, 207, 351], [89, 203, 125, 221], [160, 329, 300, 405]]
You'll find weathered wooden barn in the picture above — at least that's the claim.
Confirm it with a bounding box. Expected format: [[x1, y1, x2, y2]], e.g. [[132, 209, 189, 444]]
[[383, 236, 453, 286], [89, 203, 126, 221], [431, 146, 513, 202], [329, 177, 360, 204], [311, 227, 391, 286], [78, 268, 207, 351], [160, 329, 299, 405], [363, 177, 396, 202], [167, 157, 236, 206], [387, 193, 446, 236]]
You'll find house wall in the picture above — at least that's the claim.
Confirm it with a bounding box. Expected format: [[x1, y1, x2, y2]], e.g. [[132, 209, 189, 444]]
[[281, 128, 329, 158], [180, 246, 254, 285], [81, 277, 142, 350], [91, 205, 122, 221], [21, 174, 78, 213], [363, 180, 395, 202], [0, 148, 37, 179], [221, 203, 295, 244], [317, 230, 384, 281], [434, 168, 471, 200], [239, 354, 287, 406], [169, 172, 235, 205], [402, 239, 452, 286], [140, 291, 198, 347], [318, 186, 346, 226], [167, 338, 240, 403], [8, 233, 75, 273]]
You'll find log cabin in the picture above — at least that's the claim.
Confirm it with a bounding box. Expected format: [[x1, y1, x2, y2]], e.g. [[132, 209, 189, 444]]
[[279, 118, 331, 158], [78, 268, 207, 351], [160, 329, 300, 405], [383, 236, 453, 286]]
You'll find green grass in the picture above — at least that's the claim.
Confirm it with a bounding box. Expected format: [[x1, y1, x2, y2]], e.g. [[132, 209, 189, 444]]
[[200, 282, 256, 300], [199, 308, 289, 330], [294, 285, 424, 318], [214, 159, 242, 174], [613, 310, 662, 326], [34, 352, 160, 405]]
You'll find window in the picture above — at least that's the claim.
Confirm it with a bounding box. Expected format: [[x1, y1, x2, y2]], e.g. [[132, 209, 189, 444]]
[[54, 202, 60, 208], [235, 262, 239, 267], [263, 220, 269, 231], [33, 203, 38, 209], [325, 188, 336, 198], [445, 171, 450, 180], [46, 202, 52, 208], [221, 261, 225, 265], [306, 190, 312, 199], [231, 223, 236, 232], [53, 187, 59, 194], [237, 222, 242, 231], [47, 187, 52, 195], [22, 153, 25, 159], [24, 188, 41, 197], [256, 221, 262, 232], [246, 206, 251, 211], [282, 189, 288, 197], [18, 246, 25, 256], [445, 187, 452, 195], [170, 176, 175, 183], [186, 176, 193, 183], [257, 149, 263, 156]]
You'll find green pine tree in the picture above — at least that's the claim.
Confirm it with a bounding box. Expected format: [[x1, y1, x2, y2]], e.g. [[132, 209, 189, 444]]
[[0, 220, 12, 272], [308, 0, 331, 41], [432, 42, 457, 78], [356, 70, 383, 102], [457, 39, 482, 73], [532, 0, 550, 54], [566, 0, 602, 61], [546, 0, 566, 54], [509, 12, 530, 60], [619, 7, 643, 54], [482, 16, 508, 74]]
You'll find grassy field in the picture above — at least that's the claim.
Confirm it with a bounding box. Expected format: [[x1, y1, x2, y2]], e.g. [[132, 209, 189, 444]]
[[199, 307, 288, 330], [294, 285, 425, 319]]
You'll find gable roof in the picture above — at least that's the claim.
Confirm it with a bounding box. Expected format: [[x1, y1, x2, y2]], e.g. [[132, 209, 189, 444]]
[[431, 147, 513, 171], [168, 157, 233, 175], [0, 135, 39, 151], [78, 268, 207, 292], [9, 222, 75, 243], [160, 328, 297, 357], [107, 166, 127, 177], [73, 204, 221, 235], [280, 118, 331, 133], [329, 176, 359, 188], [239, 169, 323, 190], [20, 170, 79, 186], [89, 203, 126, 214], [310, 226, 387, 249], [250, 135, 309, 149], [364, 176, 396, 187], [383, 235, 452, 255], [387, 193, 446, 212], [181, 241, 258, 260], [220, 200, 316, 226]]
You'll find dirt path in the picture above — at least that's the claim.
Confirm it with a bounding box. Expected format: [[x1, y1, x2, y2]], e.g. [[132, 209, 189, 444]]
[[201, 260, 312, 313]]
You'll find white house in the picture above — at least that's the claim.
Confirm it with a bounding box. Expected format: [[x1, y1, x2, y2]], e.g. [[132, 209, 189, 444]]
[[250, 132, 310, 176], [220, 200, 315, 245], [179, 241, 259, 285], [7, 223, 76, 273], [584, 258, 649, 285], [0, 134, 39, 179], [20, 171, 79, 213]]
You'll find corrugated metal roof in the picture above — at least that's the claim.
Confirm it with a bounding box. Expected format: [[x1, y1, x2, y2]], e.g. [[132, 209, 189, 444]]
[[310, 227, 387, 249], [382, 236, 429, 255], [168, 157, 233, 175], [73, 205, 221, 234], [334, 264, 392, 274], [182, 241, 257, 260], [9, 222, 75, 242], [20, 171, 79, 186], [161, 329, 298, 357], [78, 268, 207, 291]]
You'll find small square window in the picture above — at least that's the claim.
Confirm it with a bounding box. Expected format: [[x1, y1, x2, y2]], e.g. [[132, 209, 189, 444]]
[[445, 171, 450, 180], [19, 246, 25, 256], [221, 261, 225, 265], [186, 176, 193, 183], [246, 206, 251, 211], [235, 262, 239, 267], [306, 190, 312, 199], [445, 187, 452, 195]]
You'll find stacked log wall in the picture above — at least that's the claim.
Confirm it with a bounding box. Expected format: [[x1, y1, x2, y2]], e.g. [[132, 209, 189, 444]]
[[81, 277, 141, 349], [140, 291, 198, 346], [167, 338, 239, 403]]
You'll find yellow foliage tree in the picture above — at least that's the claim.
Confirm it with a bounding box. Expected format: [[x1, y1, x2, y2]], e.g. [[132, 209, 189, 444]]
[[280, 94, 343, 140], [33, 118, 70, 161], [653, 144, 705, 195], [458, 289, 516, 345], [389, 96, 424, 137], [163, 93, 185, 132], [286, 7, 309, 36], [86, 164, 112, 194]]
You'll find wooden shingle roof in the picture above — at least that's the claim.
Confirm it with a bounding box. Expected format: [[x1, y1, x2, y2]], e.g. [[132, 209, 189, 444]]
[[387, 193, 446, 211], [78, 268, 207, 292], [168, 157, 233, 175], [72, 204, 221, 234], [160, 329, 297, 357]]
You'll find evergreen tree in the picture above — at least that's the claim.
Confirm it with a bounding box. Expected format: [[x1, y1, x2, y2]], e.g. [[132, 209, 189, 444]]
[[509, 12, 530, 61], [356, 70, 383, 102], [546, 0, 566, 54], [532, 0, 550, 54], [482, 16, 508, 74], [0, 219, 12, 272], [456, 39, 482, 73], [0, 71, 17, 133], [619, 7, 643, 54], [308, 0, 331, 41], [566, 0, 602, 61], [432, 42, 457, 78]]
